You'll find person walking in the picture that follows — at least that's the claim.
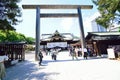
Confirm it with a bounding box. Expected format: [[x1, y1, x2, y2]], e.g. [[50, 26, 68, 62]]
[[83, 48, 88, 59], [51, 49, 58, 61], [38, 51, 43, 66], [71, 47, 78, 60], [69, 46, 73, 56], [78, 47, 82, 57], [0, 51, 8, 80]]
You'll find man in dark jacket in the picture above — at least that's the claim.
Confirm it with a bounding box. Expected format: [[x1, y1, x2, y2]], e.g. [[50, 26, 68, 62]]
[[38, 51, 43, 65]]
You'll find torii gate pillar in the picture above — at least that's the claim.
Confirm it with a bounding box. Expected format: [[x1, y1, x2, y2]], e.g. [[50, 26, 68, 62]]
[[35, 6, 40, 60], [22, 4, 93, 60], [78, 8, 86, 56]]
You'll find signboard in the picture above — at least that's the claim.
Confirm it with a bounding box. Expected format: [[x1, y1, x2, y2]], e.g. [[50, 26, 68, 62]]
[[107, 48, 115, 58], [47, 42, 67, 48]]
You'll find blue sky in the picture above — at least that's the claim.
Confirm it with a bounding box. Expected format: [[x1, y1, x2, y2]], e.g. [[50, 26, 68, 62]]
[[15, 0, 98, 38]]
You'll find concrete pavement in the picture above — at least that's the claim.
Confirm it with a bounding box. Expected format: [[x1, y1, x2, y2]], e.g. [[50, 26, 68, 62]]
[[3, 51, 120, 80]]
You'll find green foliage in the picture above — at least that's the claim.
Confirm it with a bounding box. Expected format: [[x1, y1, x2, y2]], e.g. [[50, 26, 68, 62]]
[[0, 30, 6, 42], [5, 30, 26, 42], [0, 30, 25, 42], [0, 0, 22, 30], [0, 30, 35, 44], [0, 19, 15, 30], [25, 37, 35, 44], [25, 44, 35, 51], [119, 27, 120, 32], [17, 33, 26, 41], [92, 0, 120, 28]]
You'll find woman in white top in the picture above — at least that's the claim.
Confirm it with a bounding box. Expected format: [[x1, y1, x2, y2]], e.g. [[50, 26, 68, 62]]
[[0, 51, 8, 80]]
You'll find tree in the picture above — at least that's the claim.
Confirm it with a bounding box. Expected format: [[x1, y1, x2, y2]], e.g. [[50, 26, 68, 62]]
[[25, 37, 35, 44], [0, 30, 6, 42], [0, 0, 22, 30], [0, 30, 35, 44], [92, 0, 120, 29], [6, 31, 26, 42], [0, 30, 26, 42]]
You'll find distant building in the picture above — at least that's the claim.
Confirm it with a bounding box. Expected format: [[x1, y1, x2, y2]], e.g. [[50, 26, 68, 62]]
[[90, 12, 107, 32], [85, 12, 120, 57], [90, 12, 120, 32], [86, 31, 120, 57], [40, 30, 80, 50], [91, 19, 107, 32], [108, 24, 120, 31]]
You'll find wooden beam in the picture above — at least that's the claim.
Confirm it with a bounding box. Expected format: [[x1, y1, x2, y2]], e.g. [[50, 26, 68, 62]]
[[40, 13, 78, 18], [22, 4, 93, 9]]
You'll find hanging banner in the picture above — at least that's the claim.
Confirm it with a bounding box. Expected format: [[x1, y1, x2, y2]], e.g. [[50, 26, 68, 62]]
[[47, 42, 67, 48]]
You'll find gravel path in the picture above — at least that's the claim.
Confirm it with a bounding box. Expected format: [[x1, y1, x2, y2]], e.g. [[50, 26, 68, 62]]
[[3, 51, 120, 80]]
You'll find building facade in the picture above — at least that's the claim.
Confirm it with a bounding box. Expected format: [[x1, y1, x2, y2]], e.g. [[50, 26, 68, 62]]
[[91, 19, 107, 32], [40, 30, 80, 50]]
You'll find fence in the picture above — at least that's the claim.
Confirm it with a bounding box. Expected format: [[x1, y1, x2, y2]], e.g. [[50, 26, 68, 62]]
[[0, 42, 26, 67]]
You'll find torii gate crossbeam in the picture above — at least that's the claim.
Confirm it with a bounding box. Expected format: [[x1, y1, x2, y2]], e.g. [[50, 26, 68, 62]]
[[22, 4, 93, 60], [22, 4, 93, 9]]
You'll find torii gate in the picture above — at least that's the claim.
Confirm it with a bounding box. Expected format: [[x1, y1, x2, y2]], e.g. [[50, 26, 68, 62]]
[[22, 4, 93, 60]]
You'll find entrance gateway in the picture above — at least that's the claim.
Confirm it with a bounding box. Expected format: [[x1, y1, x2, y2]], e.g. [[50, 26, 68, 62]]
[[22, 4, 93, 60]]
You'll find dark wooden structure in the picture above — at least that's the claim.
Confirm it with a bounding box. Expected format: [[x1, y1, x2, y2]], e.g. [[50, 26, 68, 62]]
[[86, 32, 120, 56], [0, 42, 26, 67]]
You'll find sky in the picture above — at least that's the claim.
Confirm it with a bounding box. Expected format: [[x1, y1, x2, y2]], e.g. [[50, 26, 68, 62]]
[[15, 0, 98, 38]]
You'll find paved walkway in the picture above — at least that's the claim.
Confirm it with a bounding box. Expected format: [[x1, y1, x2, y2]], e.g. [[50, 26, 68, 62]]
[[3, 51, 120, 80]]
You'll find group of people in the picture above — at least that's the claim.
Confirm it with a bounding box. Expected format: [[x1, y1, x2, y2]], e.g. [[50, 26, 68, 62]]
[[69, 46, 89, 60], [69, 46, 78, 60], [38, 48, 59, 66], [38, 46, 90, 65], [50, 49, 59, 61]]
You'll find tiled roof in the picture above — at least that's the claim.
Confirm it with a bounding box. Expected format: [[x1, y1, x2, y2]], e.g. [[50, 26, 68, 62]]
[[89, 32, 120, 36], [41, 30, 79, 41], [86, 31, 120, 40]]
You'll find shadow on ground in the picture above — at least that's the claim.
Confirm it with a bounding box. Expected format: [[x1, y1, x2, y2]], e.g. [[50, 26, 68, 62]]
[[3, 60, 60, 80], [42, 56, 108, 66]]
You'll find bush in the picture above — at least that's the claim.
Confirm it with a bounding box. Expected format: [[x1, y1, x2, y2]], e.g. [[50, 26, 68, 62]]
[[25, 44, 35, 51]]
